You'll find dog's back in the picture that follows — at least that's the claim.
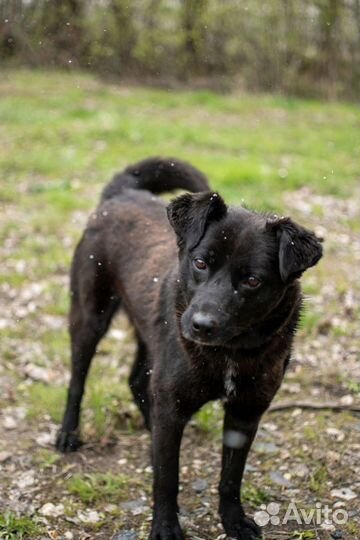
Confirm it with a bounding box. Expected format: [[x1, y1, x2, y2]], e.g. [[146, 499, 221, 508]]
[[57, 157, 210, 451], [57, 157, 322, 540], [74, 158, 209, 334]]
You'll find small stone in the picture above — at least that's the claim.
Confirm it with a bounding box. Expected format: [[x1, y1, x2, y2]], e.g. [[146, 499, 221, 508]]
[[110, 329, 126, 341], [121, 499, 149, 515], [327, 450, 341, 464], [339, 395, 353, 406], [112, 532, 138, 540], [24, 363, 54, 383], [192, 479, 208, 493], [262, 422, 278, 432], [326, 428, 345, 442], [331, 530, 343, 539], [77, 509, 103, 523], [331, 487, 357, 501], [104, 503, 118, 513], [254, 442, 278, 454], [0, 451, 11, 463], [36, 432, 53, 447], [16, 471, 35, 488], [39, 502, 64, 517], [269, 471, 292, 487], [293, 463, 309, 478], [3, 416, 17, 430], [0, 318, 10, 329]]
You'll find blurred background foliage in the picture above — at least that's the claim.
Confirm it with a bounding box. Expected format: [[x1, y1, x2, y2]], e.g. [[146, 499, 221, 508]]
[[1, 0, 360, 100]]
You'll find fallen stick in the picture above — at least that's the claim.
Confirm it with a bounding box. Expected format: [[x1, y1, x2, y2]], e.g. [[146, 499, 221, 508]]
[[268, 401, 360, 413]]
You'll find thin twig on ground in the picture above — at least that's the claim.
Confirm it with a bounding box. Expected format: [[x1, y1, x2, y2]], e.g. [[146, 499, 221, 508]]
[[268, 401, 360, 414]]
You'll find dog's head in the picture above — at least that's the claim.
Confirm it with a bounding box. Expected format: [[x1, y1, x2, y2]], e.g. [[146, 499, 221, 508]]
[[167, 192, 323, 347]]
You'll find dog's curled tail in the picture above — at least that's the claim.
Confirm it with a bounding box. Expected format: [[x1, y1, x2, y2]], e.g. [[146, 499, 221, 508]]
[[101, 157, 210, 201]]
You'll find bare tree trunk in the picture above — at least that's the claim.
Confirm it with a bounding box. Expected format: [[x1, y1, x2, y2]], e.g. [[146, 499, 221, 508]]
[[40, 0, 85, 67], [181, 0, 208, 77], [0, 0, 23, 58], [111, 0, 136, 74], [354, 0, 360, 91], [318, 0, 340, 99]]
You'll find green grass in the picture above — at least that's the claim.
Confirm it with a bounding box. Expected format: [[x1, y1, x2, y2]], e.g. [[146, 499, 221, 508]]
[[1, 69, 359, 216], [1, 69, 358, 437], [193, 402, 222, 434], [344, 379, 360, 396], [33, 449, 61, 470], [67, 472, 128, 504], [0, 513, 42, 540], [26, 369, 136, 438], [242, 484, 270, 507], [298, 308, 323, 337], [308, 464, 329, 496], [0, 68, 359, 540], [291, 532, 316, 540], [27, 383, 67, 423]]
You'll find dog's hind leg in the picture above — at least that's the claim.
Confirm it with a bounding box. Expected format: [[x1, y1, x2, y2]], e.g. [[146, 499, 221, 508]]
[[56, 239, 120, 452], [129, 337, 151, 430]]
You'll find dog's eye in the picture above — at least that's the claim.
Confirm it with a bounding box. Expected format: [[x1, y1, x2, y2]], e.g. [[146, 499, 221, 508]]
[[243, 276, 261, 288], [193, 258, 207, 271]]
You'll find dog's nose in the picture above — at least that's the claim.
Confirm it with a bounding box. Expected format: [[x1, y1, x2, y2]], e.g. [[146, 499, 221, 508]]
[[192, 312, 217, 337]]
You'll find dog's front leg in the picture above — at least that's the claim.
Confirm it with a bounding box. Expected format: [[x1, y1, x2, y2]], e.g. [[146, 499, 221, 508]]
[[219, 403, 262, 540], [150, 399, 187, 540]]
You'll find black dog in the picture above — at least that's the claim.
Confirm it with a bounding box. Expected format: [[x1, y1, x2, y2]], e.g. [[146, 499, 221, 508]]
[[56, 158, 322, 540]]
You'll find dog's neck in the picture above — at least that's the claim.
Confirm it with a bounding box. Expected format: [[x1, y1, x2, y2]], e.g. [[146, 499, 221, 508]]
[[225, 283, 302, 351]]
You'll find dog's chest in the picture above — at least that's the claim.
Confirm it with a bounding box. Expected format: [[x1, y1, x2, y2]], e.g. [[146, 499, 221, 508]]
[[222, 357, 258, 401], [224, 361, 238, 398]]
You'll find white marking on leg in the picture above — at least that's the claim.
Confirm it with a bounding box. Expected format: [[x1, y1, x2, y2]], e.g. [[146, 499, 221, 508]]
[[223, 429, 248, 449]]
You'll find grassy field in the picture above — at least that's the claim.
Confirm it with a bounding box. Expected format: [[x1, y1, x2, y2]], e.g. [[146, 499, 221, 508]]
[[0, 70, 359, 540]]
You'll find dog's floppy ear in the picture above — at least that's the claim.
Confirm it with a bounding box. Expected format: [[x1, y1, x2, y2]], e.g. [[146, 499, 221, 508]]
[[167, 192, 227, 250], [267, 217, 323, 282]]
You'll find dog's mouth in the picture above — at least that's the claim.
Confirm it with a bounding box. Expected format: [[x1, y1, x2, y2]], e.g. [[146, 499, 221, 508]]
[[181, 329, 223, 347], [181, 322, 269, 350], [181, 323, 249, 348]]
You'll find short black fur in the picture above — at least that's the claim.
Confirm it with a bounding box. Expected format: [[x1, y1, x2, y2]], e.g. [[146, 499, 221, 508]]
[[56, 157, 323, 540]]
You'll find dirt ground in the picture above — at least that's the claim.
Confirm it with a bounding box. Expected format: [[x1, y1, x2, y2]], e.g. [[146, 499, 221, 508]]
[[0, 187, 359, 540]]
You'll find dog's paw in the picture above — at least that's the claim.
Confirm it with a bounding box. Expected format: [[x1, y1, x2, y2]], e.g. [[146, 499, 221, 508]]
[[221, 506, 262, 540], [224, 516, 262, 540], [149, 518, 184, 540], [55, 430, 82, 453]]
